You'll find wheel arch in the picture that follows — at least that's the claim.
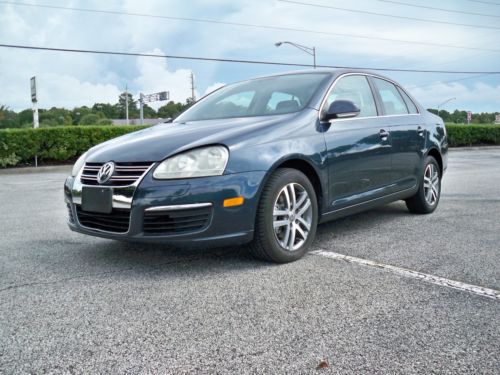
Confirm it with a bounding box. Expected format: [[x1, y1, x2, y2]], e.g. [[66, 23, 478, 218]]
[[426, 147, 443, 176], [257, 156, 325, 216]]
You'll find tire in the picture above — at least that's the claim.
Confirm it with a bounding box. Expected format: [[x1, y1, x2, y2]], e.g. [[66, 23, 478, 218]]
[[405, 155, 441, 214], [249, 168, 318, 263]]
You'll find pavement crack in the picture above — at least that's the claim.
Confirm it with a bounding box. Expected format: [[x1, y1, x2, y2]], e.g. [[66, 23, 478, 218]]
[[0, 250, 234, 293]]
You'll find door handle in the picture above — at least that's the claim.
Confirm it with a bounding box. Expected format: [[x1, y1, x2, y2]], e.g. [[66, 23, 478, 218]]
[[379, 129, 389, 141], [417, 126, 425, 137]]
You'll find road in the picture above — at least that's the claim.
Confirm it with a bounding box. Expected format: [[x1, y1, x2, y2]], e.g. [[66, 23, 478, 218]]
[[1, 148, 499, 374]]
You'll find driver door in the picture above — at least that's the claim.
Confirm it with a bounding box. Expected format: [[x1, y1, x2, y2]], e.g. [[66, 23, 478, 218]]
[[323, 75, 393, 211]]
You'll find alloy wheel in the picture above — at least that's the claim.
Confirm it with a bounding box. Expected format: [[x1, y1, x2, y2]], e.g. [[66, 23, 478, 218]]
[[272, 182, 313, 251], [423, 163, 440, 205]]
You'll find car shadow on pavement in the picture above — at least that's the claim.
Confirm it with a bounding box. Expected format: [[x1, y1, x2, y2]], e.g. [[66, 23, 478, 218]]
[[64, 202, 412, 276], [70, 238, 273, 277]]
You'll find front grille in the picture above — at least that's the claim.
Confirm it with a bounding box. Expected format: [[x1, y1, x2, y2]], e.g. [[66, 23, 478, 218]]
[[76, 205, 131, 233], [81, 162, 153, 186], [143, 206, 212, 235], [67, 203, 75, 223]]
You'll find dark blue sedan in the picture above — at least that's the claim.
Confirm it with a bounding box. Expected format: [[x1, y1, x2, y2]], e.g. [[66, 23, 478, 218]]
[[65, 69, 447, 262]]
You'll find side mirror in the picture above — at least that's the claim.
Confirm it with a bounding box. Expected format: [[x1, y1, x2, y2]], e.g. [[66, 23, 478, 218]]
[[322, 100, 360, 121]]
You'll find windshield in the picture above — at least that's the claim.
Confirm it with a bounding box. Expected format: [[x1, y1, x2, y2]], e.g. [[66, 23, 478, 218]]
[[176, 73, 330, 122]]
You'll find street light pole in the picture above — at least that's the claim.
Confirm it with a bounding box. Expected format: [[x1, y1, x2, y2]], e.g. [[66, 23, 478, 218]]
[[275, 41, 316, 68], [437, 97, 456, 117]]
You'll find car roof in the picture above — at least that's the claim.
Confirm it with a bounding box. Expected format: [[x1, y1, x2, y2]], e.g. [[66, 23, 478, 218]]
[[247, 68, 399, 85]]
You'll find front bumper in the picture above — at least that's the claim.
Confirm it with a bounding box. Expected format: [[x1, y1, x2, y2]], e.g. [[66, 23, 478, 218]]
[[65, 170, 267, 247]]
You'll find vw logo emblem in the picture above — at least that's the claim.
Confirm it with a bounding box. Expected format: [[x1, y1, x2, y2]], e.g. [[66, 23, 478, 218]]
[[97, 162, 115, 184]]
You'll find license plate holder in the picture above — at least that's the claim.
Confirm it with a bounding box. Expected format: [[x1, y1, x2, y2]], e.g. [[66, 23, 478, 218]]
[[81, 187, 113, 214]]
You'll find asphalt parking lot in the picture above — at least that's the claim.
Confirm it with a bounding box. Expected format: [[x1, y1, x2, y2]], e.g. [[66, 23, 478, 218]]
[[1, 148, 499, 374]]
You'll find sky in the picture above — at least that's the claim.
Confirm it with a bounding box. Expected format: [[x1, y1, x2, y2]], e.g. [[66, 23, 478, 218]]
[[0, 0, 499, 113]]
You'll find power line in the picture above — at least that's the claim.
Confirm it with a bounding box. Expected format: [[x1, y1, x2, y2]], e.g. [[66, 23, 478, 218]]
[[407, 73, 494, 89], [1, 1, 500, 54], [2, 43, 500, 75], [378, 0, 500, 18], [278, 0, 500, 30], [467, 0, 500, 5]]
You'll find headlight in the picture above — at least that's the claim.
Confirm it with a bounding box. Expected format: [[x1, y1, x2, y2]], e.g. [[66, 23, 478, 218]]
[[71, 152, 88, 176], [153, 146, 229, 179]]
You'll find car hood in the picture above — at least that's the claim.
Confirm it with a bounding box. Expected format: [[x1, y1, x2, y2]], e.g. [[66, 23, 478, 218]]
[[85, 113, 303, 163]]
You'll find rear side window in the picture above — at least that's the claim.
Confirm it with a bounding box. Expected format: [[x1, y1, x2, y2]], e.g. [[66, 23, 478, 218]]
[[373, 78, 409, 115], [398, 87, 419, 114], [326, 75, 377, 118]]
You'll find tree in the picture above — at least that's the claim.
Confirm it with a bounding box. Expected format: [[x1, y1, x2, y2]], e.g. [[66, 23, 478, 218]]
[[448, 109, 467, 124], [117, 92, 138, 119], [142, 104, 157, 119], [37, 107, 73, 127], [0, 105, 19, 129], [158, 101, 185, 119], [428, 108, 452, 122], [79, 113, 101, 125], [17, 109, 34, 128], [473, 112, 495, 124], [72, 106, 92, 125], [92, 103, 118, 119]]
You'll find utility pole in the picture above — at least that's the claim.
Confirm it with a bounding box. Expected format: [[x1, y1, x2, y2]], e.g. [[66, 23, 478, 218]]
[[125, 84, 129, 125], [139, 93, 144, 125], [190, 72, 196, 102]]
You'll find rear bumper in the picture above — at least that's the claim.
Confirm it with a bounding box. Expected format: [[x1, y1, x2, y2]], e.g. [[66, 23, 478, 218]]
[[65, 170, 267, 247]]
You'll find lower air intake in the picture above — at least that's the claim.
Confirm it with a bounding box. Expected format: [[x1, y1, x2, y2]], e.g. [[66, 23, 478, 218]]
[[76, 206, 130, 233], [143, 206, 212, 235]]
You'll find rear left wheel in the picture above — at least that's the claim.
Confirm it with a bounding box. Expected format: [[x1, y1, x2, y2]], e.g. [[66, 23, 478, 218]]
[[249, 168, 318, 263], [405, 155, 441, 214]]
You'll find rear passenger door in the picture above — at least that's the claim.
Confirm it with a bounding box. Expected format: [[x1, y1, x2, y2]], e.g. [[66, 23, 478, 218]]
[[323, 75, 393, 211], [370, 77, 425, 192]]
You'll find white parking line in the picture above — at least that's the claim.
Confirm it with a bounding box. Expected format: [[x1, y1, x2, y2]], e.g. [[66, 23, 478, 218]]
[[311, 250, 500, 300]]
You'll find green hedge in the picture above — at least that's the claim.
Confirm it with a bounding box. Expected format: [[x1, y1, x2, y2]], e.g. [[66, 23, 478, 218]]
[[0, 125, 146, 168], [1, 124, 499, 168], [446, 124, 500, 147]]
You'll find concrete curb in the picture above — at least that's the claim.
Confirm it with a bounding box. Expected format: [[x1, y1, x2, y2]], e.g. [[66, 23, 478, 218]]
[[449, 146, 500, 151], [0, 165, 72, 175]]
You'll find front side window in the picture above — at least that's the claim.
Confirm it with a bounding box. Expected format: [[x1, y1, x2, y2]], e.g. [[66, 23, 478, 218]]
[[212, 91, 256, 118], [373, 78, 409, 115], [326, 75, 377, 118], [176, 73, 330, 122], [266, 92, 301, 114]]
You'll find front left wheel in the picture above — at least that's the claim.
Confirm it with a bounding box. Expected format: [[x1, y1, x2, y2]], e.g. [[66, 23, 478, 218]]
[[249, 168, 318, 263]]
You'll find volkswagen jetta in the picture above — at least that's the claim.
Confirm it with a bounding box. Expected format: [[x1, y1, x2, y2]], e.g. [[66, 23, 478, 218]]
[[64, 69, 447, 263]]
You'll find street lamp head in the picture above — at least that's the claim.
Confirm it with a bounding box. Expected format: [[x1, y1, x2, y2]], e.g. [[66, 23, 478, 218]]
[[274, 42, 283, 47]]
